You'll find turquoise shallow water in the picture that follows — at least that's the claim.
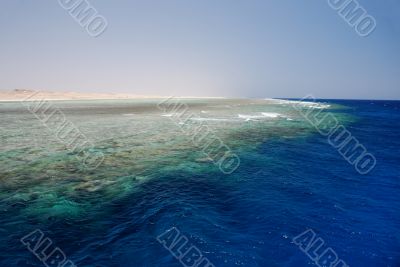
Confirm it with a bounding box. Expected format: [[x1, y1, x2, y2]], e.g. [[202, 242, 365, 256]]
[[0, 98, 398, 266], [0, 98, 337, 220]]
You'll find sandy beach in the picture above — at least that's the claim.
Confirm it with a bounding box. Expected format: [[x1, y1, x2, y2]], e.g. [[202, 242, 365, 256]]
[[0, 89, 164, 102], [0, 89, 226, 102]]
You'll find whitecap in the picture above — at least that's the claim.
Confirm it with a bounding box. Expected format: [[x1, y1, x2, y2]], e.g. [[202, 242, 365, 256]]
[[261, 112, 281, 118], [238, 114, 266, 121], [265, 98, 330, 109], [238, 113, 287, 121], [191, 118, 230, 121]]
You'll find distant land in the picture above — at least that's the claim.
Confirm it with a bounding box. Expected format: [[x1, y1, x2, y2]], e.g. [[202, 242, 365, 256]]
[[0, 89, 163, 101], [0, 89, 225, 101]]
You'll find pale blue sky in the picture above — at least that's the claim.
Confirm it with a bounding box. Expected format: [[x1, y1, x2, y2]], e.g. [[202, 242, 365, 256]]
[[0, 0, 399, 99]]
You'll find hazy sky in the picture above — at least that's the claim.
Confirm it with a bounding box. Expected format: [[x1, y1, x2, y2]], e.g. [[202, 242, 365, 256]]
[[0, 0, 399, 99]]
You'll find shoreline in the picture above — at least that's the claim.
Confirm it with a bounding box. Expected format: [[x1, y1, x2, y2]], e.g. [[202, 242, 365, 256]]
[[0, 90, 226, 102]]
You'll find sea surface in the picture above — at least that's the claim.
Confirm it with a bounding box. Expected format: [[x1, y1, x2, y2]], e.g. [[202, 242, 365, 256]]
[[0, 98, 399, 267]]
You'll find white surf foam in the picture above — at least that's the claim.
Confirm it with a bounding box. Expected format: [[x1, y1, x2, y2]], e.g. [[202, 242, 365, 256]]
[[265, 98, 330, 109], [238, 112, 289, 121], [191, 118, 230, 121], [261, 112, 281, 118]]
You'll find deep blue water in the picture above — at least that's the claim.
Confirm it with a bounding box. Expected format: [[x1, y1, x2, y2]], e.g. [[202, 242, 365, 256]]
[[1, 99, 399, 267]]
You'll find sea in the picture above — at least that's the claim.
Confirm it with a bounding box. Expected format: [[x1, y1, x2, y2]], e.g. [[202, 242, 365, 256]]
[[0, 98, 399, 267]]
